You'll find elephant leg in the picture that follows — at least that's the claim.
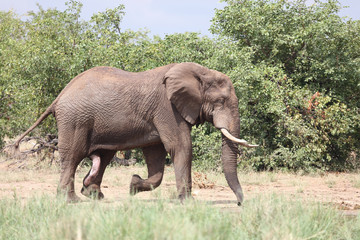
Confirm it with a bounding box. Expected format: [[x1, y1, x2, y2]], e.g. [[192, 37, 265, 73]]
[[172, 146, 193, 201], [158, 128, 193, 200], [81, 150, 115, 199], [57, 152, 84, 202], [57, 126, 95, 202], [130, 143, 166, 195], [155, 115, 193, 201]]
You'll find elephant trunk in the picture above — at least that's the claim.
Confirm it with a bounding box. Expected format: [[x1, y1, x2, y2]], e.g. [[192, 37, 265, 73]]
[[220, 116, 244, 206], [221, 136, 244, 206]]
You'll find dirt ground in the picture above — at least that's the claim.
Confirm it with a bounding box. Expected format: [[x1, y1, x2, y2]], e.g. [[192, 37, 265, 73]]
[[0, 159, 359, 216]]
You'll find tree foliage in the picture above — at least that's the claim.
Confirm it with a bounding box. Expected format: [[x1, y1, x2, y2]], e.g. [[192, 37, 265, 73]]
[[211, 0, 360, 170], [1, 0, 359, 171]]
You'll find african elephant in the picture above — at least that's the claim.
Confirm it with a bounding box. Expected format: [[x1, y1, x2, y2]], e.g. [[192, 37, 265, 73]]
[[15, 62, 257, 205]]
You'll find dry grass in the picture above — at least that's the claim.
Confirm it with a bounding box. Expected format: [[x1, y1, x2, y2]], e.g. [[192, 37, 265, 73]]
[[1, 152, 360, 212]]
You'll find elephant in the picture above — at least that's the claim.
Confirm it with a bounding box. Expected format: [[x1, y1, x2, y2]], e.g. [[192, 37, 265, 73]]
[[14, 62, 258, 205]]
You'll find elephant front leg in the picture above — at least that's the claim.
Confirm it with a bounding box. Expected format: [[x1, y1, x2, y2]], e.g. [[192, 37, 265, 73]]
[[81, 150, 115, 199], [155, 117, 193, 201], [172, 147, 193, 201], [130, 144, 166, 194]]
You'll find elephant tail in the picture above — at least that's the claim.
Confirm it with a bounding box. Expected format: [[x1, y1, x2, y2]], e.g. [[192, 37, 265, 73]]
[[14, 104, 55, 150]]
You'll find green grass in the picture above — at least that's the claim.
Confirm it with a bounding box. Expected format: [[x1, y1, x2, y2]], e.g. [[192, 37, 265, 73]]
[[1, 194, 359, 240]]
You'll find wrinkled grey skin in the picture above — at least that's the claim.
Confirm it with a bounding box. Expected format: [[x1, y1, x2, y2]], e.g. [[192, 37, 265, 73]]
[[15, 62, 248, 205]]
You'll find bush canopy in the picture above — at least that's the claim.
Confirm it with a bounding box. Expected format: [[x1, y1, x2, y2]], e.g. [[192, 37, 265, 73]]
[[1, 0, 359, 171]]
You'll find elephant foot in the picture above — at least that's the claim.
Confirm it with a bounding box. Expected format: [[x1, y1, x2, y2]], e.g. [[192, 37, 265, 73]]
[[178, 193, 194, 203], [130, 174, 157, 195], [57, 187, 82, 203], [130, 174, 143, 195], [67, 194, 82, 203], [81, 184, 104, 200]]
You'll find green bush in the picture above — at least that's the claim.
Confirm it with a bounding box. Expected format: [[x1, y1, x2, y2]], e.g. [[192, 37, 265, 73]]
[[1, 0, 359, 171], [191, 124, 222, 171], [211, 0, 360, 171]]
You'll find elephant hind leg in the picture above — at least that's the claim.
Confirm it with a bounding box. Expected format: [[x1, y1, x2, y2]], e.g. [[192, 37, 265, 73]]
[[130, 143, 166, 195], [81, 150, 115, 199], [58, 152, 84, 202]]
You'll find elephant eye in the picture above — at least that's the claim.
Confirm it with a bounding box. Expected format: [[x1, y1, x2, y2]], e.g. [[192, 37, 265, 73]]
[[215, 98, 225, 105], [217, 79, 225, 88]]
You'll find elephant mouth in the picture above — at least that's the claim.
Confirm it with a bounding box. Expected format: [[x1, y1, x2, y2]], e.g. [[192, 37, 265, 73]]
[[220, 128, 258, 148]]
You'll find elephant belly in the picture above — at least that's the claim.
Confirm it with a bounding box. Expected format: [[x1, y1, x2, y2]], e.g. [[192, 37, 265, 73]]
[[90, 120, 161, 152]]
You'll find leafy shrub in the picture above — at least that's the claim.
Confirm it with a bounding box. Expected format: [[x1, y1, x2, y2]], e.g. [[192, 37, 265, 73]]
[[191, 124, 222, 171], [1, 0, 359, 171], [212, 0, 360, 171]]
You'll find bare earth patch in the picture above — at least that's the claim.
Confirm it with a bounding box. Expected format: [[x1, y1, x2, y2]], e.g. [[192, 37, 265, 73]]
[[0, 159, 359, 215]]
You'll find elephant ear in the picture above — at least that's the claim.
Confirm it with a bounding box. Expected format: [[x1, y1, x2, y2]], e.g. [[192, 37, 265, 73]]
[[163, 63, 205, 125]]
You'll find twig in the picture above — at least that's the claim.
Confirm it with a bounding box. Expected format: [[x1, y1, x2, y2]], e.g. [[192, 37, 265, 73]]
[[7, 135, 59, 165]]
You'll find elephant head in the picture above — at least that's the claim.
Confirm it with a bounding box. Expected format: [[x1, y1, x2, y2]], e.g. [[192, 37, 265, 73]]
[[163, 62, 257, 205]]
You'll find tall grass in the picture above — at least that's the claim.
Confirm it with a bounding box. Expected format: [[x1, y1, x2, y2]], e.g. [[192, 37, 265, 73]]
[[1, 194, 359, 240]]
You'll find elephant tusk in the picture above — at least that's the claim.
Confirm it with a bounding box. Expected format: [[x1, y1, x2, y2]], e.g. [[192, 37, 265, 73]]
[[220, 128, 259, 148]]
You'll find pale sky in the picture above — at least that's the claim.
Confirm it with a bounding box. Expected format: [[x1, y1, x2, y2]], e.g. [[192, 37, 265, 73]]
[[1, 0, 359, 37]]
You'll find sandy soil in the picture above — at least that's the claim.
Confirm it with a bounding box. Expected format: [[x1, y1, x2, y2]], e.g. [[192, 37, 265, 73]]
[[0, 159, 359, 215]]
